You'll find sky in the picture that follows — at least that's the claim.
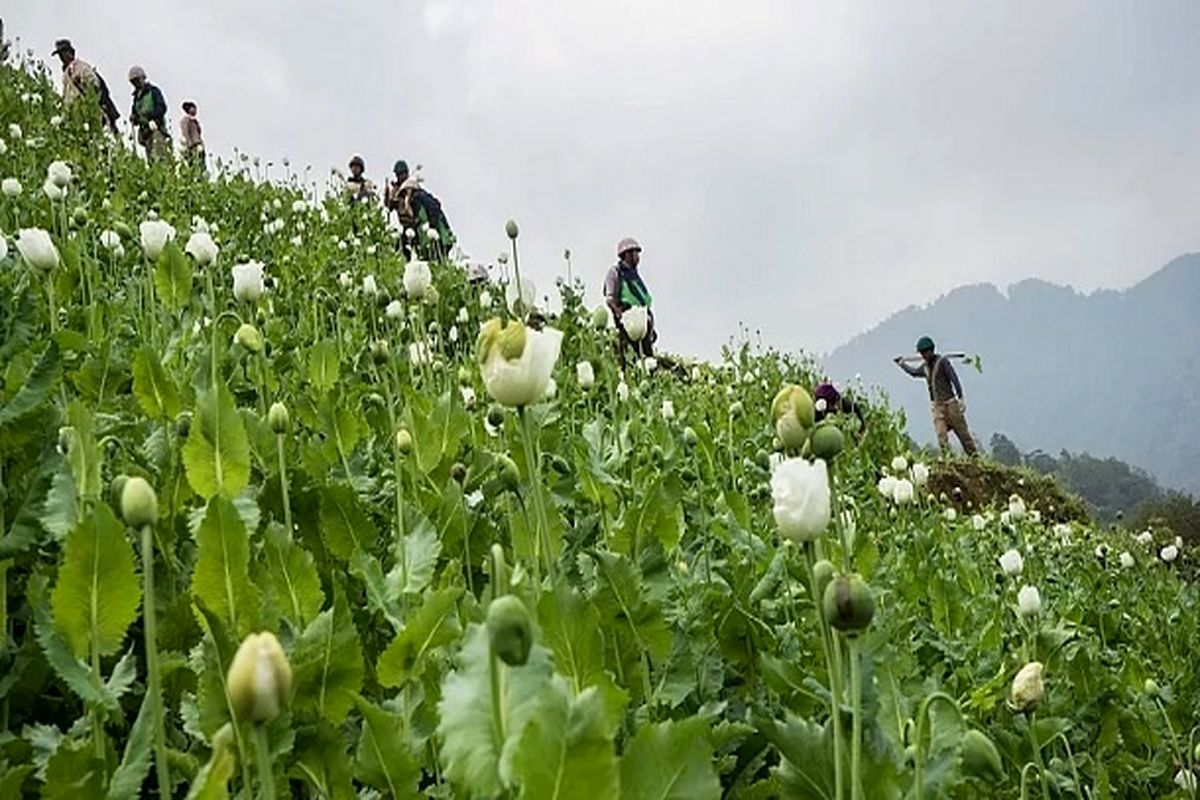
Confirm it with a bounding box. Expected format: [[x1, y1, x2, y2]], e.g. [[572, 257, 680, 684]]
[[8, 1, 1200, 358]]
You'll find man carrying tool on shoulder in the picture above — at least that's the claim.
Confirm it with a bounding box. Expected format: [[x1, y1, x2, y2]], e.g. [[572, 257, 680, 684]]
[[894, 335, 978, 455]]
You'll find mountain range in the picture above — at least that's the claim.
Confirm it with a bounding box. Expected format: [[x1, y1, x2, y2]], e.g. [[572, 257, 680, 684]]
[[824, 254, 1200, 495]]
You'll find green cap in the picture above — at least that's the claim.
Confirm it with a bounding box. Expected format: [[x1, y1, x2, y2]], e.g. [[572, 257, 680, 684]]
[[393, 159, 408, 176], [916, 336, 935, 353]]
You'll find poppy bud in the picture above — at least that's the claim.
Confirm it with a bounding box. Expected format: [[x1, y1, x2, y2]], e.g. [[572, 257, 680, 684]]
[[451, 462, 467, 484], [682, 426, 699, 447], [505, 219, 519, 240], [497, 454, 520, 492], [268, 402, 289, 434], [227, 632, 292, 723], [486, 595, 533, 666], [960, 729, 1004, 781], [1009, 662, 1044, 712], [176, 411, 192, 439], [823, 573, 874, 634], [234, 323, 263, 354], [812, 559, 836, 599], [810, 423, 845, 460], [121, 476, 159, 528], [395, 429, 413, 455], [486, 404, 506, 428], [369, 340, 389, 364]]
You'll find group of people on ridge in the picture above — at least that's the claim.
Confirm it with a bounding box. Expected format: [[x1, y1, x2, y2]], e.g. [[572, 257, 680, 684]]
[[51, 38, 205, 165], [342, 156, 454, 260]]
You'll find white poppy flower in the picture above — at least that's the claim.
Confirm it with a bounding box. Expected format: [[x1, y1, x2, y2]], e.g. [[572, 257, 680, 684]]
[[1136, 531, 1153, 546], [622, 306, 649, 342], [362, 274, 378, 296], [1008, 495, 1027, 522], [99, 230, 122, 251], [1119, 551, 1135, 569], [449, 326, 459, 343], [479, 289, 493, 308], [184, 231, 219, 266], [892, 478, 915, 505], [139, 219, 176, 260], [644, 357, 657, 373], [943, 507, 957, 522], [998, 548, 1024, 576], [1160, 545, 1179, 563], [7, 124, 21, 139], [385, 300, 403, 319], [1, 178, 21, 197], [46, 160, 72, 188], [814, 398, 827, 413], [891, 455, 908, 473], [972, 514, 987, 531], [616, 381, 629, 402], [771, 457, 831, 543], [0, 236, 6, 262], [404, 260, 432, 299], [543, 377, 557, 399], [661, 400, 675, 421], [231, 261, 266, 302], [42, 180, 65, 201], [15, 228, 59, 271], [1017, 585, 1041, 616], [461, 386, 476, 407], [338, 271, 352, 289], [577, 361, 595, 390], [476, 319, 563, 407], [911, 463, 930, 486], [409, 340, 432, 366], [877, 475, 898, 499]]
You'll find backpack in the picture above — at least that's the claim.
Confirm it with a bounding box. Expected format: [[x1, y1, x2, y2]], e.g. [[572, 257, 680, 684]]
[[96, 72, 120, 128]]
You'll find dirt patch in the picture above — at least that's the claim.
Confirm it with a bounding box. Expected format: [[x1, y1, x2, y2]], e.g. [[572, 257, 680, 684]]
[[929, 459, 1089, 523]]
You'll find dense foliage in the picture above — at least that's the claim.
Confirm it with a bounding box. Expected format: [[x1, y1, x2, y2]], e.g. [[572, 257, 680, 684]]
[[1, 52, 1199, 799]]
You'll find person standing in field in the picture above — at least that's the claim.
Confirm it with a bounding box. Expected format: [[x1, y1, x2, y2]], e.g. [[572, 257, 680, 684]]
[[344, 155, 377, 203], [52, 39, 120, 132], [179, 100, 205, 167], [604, 237, 656, 369], [128, 65, 170, 161], [894, 335, 977, 455]]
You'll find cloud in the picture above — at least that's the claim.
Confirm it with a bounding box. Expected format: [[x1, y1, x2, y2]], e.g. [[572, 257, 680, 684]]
[[9, 1, 1200, 357]]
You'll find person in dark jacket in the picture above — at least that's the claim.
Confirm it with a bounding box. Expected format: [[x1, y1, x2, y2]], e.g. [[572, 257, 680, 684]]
[[813, 382, 867, 432], [604, 237, 656, 369], [894, 335, 978, 455], [394, 172, 454, 259], [128, 65, 170, 161]]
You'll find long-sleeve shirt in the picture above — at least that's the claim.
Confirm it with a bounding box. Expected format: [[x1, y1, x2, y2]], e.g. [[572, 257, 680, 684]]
[[179, 115, 203, 151], [131, 83, 167, 133], [61, 58, 99, 105], [900, 355, 963, 402]]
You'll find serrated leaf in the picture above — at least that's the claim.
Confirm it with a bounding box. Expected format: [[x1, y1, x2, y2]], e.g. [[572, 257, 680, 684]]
[[291, 591, 364, 725], [592, 552, 672, 665], [348, 549, 402, 630], [105, 648, 139, 702], [378, 586, 463, 688], [184, 728, 236, 800], [437, 623, 553, 797], [512, 680, 619, 799], [538, 584, 626, 734], [192, 497, 258, 636], [262, 523, 324, 629], [154, 241, 193, 312], [51, 504, 141, 658], [353, 696, 421, 797], [0, 341, 60, 430], [32, 579, 120, 711], [65, 401, 102, 506], [620, 717, 720, 800], [131, 346, 181, 419], [41, 739, 107, 799], [318, 482, 376, 560], [183, 384, 251, 499], [0, 764, 35, 799], [387, 518, 441, 596], [40, 461, 77, 542], [291, 722, 355, 800], [307, 340, 339, 393], [106, 684, 155, 799]]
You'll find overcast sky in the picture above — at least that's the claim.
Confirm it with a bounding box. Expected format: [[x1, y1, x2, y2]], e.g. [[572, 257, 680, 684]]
[[8, 1, 1200, 357]]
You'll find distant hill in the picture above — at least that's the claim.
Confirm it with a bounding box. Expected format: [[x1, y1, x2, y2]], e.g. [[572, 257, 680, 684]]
[[824, 254, 1200, 495]]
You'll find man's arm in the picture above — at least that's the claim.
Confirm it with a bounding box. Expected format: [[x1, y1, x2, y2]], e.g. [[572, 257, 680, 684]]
[[946, 361, 964, 399], [893, 357, 923, 377], [603, 269, 624, 327]]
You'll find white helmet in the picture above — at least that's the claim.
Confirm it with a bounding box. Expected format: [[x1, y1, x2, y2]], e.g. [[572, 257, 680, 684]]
[[617, 237, 641, 257]]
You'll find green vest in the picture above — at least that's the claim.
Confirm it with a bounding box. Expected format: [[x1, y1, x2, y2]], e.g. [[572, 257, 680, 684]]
[[619, 271, 652, 309]]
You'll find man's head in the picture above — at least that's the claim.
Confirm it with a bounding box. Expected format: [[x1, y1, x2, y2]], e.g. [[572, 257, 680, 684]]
[[349, 155, 364, 178], [52, 39, 75, 67], [127, 65, 147, 89], [916, 335, 936, 363], [393, 160, 409, 180], [617, 237, 641, 267], [182, 101, 197, 116]]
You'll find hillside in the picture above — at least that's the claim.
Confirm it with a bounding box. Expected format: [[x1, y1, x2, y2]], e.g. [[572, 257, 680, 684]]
[[2, 43, 1200, 799], [825, 257, 1200, 494]]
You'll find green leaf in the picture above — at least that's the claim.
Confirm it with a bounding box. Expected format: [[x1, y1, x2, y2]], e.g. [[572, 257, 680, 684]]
[[307, 340, 339, 393], [353, 696, 421, 796], [51, 504, 141, 658], [620, 717, 720, 800], [154, 241, 193, 312], [592, 552, 672, 665], [40, 461, 78, 542], [348, 549, 402, 630], [32, 577, 121, 710], [758, 714, 834, 799], [105, 685, 155, 799], [184, 727, 236, 800], [318, 482, 376, 561], [290, 591, 364, 725], [0, 341, 60, 430], [261, 522, 324, 629], [437, 623, 554, 797], [183, 384, 251, 499], [512, 680, 619, 800], [0, 764, 34, 799], [388, 518, 441, 596], [377, 586, 463, 687], [291, 722, 356, 800], [131, 346, 181, 419], [538, 583, 626, 733], [192, 497, 258, 636], [41, 739, 107, 799], [65, 401, 102, 507]]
